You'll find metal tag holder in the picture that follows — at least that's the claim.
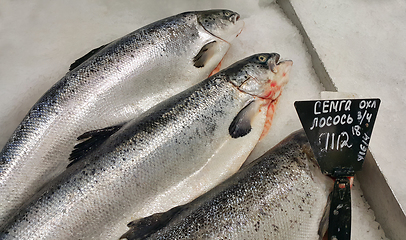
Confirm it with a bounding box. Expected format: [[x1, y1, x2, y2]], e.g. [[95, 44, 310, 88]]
[[295, 98, 380, 239]]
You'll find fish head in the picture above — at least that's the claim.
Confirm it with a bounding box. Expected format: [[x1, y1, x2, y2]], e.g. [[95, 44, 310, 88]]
[[226, 53, 293, 140], [227, 53, 293, 100], [197, 10, 244, 43]]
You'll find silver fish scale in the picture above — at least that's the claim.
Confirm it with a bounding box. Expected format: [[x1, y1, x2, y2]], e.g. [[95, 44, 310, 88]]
[[146, 131, 332, 240], [0, 73, 254, 239], [0, 10, 239, 225]]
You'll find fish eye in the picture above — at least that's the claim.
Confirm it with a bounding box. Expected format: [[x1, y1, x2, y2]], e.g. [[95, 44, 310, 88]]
[[224, 11, 231, 17], [258, 55, 267, 62]]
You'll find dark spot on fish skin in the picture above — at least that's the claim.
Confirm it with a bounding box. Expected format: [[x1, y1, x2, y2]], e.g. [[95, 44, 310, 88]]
[[254, 220, 260, 232], [272, 224, 279, 232]]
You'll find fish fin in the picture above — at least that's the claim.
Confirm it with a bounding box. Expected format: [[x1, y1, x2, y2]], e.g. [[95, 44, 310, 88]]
[[318, 192, 331, 240], [69, 44, 108, 71], [229, 101, 258, 138], [120, 205, 185, 240], [68, 123, 125, 167], [193, 41, 217, 68]]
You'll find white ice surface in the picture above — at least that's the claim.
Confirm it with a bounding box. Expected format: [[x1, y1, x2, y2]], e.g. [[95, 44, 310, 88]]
[[0, 0, 389, 239], [352, 177, 388, 240], [290, 0, 406, 219]]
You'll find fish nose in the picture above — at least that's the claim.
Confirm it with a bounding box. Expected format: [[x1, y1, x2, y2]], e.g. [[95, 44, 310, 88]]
[[267, 53, 280, 73], [230, 13, 240, 23]]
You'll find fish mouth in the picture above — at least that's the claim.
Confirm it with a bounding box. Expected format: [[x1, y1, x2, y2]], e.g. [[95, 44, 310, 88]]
[[233, 15, 244, 38], [232, 14, 240, 24], [267, 53, 293, 74], [268, 54, 280, 73], [264, 56, 292, 99]]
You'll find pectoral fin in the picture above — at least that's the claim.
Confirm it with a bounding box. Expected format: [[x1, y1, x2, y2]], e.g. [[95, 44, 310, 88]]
[[120, 205, 186, 240], [193, 41, 217, 68], [68, 123, 125, 167], [69, 44, 108, 71], [229, 101, 258, 138]]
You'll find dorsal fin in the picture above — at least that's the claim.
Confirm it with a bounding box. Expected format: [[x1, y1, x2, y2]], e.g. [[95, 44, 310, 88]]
[[229, 101, 257, 138], [193, 41, 217, 68], [120, 205, 186, 240], [69, 44, 108, 71], [68, 123, 125, 167]]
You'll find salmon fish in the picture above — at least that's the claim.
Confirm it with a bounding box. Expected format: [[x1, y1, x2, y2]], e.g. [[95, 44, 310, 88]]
[[121, 130, 333, 240], [0, 10, 244, 225], [0, 53, 292, 239]]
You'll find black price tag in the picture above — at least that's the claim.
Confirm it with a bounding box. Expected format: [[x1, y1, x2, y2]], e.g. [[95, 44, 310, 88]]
[[295, 99, 380, 177]]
